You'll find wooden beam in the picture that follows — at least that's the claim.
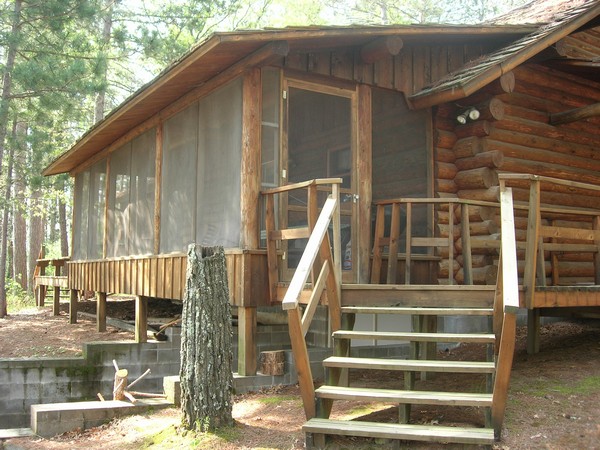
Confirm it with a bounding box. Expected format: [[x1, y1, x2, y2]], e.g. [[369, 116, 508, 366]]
[[69, 289, 78, 324], [360, 36, 403, 64], [154, 124, 163, 255], [550, 102, 600, 125], [97, 292, 107, 332], [357, 85, 372, 283], [135, 295, 148, 343], [240, 68, 262, 250], [237, 306, 257, 376]]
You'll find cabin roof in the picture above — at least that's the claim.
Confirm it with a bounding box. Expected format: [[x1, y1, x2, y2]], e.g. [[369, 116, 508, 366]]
[[43, 24, 536, 176], [44, 2, 600, 176], [409, 0, 600, 108]]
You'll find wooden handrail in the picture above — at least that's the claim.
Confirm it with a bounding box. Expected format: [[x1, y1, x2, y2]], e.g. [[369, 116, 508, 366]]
[[499, 173, 600, 193], [262, 178, 342, 420], [282, 197, 338, 310], [491, 184, 520, 439], [261, 178, 343, 195]]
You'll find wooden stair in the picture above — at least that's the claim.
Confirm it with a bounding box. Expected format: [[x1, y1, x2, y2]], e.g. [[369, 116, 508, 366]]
[[304, 288, 498, 448]]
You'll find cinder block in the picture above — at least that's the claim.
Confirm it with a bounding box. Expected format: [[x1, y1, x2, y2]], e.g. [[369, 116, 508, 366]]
[[163, 376, 181, 406], [24, 368, 42, 384]]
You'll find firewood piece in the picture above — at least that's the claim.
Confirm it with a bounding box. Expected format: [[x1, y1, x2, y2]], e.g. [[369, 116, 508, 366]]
[[123, 391, 136, 403], [128, 391, 168, 399], [97, 393, 105, 402], [113, 360, 119, 372], [113, 369, 128, 401], [127, 368, 151, 390], [260, 350, 285, 376]]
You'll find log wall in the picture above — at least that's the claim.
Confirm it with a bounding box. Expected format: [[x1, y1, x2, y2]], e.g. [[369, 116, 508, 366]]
[[433, 53, 600, 285]]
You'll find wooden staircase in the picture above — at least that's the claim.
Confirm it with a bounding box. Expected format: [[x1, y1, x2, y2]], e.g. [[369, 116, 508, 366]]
[[261, 178, 520, 448], [305, 288, 497, 447]]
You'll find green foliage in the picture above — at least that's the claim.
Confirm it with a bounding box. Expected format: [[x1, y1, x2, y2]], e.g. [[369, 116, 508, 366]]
[[5, 278, 34, 313]]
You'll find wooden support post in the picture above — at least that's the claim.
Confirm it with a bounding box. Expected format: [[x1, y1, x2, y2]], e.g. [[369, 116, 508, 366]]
[[69, 289, 78, 324], [237, 307, 257, 376], [97, 292, 107, 332], [527, 308, 540, 354], [38, 285, 46, 307], [523, 180, 541, 309], [594, 216, 600, 284], [287, 307, 316, 419], [53, 287, 60, 316], [461, 203, 473, 285], [357, 85, 372, 284], [135, 296, 148, 343]]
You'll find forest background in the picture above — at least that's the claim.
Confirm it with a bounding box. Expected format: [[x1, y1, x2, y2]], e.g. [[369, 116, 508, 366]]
[[0, 0, 527, 316]]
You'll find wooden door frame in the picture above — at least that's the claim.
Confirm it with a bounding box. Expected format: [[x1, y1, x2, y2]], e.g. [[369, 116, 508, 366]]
[[281, 74, 360, 283]]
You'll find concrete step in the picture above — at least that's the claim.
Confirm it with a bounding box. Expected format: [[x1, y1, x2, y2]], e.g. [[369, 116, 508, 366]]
[[31, 398, 172, 438], [0, 428, 34, 439]]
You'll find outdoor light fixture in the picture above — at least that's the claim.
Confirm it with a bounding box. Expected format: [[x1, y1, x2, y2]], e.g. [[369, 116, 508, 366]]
[[456, 107, 480, 124]]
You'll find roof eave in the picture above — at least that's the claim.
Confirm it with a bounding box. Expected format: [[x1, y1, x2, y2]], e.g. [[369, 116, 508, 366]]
[[409, 2, 600, 109]]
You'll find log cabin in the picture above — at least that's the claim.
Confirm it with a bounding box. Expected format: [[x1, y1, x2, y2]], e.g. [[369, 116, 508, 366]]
[[38, 0, 600, 445]]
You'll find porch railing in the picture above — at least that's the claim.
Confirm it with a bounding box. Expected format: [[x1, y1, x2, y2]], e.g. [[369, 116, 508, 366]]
[[261, 178, 342, 419], [500, 173, 600, 307]]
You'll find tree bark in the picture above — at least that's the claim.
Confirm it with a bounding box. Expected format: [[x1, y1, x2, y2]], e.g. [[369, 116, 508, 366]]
[[94, 0, 115, 124], [27, 189, 44, 294], [12, 122, 27, 291], [180, 245, 233, 432], [0, 134, 15, 317]]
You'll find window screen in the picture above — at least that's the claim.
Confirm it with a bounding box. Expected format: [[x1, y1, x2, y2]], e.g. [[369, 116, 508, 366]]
[[107, 128, 156, 257], [196, 79, 243, 248], [72, 159, 106, 260], [160, 104, 199, 253]]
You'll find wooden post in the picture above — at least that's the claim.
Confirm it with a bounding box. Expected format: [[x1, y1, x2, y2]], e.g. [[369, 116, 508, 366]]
[[97, 292, 107, 332], [135, 295, 148, 343], [69, 289, 78, 324], [357, 85, 372, 283], [527, 309, 540, 355], [287, 307, 316, 419], [113, 368, 128, 401], [237, 306, 257, 376], [53, 287, 60, 316], [154, 124, 163, 255], [240, 68, 261, 250]]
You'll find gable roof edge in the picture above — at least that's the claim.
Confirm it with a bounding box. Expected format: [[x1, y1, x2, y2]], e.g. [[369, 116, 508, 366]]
[[409, 2, 600, 110]]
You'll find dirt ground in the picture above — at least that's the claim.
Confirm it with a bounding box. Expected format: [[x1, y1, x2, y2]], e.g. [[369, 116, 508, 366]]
[[1, 304, 599, 449]]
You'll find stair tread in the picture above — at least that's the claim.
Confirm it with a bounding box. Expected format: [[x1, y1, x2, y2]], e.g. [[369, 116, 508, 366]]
[[315, 385, 492, 406], [341, 306, 494, 315], [332, 330, 495, 343], [304, 418, 494, 445], [323, 356, 495, 373]]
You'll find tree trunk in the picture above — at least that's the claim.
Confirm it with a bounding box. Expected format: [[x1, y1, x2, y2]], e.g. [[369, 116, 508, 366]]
[[94, 0, 115, 124], [0, 137, 15, 317], [12, 122, 27, 291], [28, 189, 44, 294], [180, 245, 233, 432], [58, 176, 69, 257]]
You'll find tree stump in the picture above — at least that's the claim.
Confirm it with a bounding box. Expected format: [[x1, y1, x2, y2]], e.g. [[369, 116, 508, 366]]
[[180, 245, 233, 431], [113, 369, 128, 401]]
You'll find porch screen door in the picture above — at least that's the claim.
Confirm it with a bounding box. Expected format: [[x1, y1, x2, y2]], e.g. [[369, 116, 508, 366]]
[[282, 78, 358, 283]]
